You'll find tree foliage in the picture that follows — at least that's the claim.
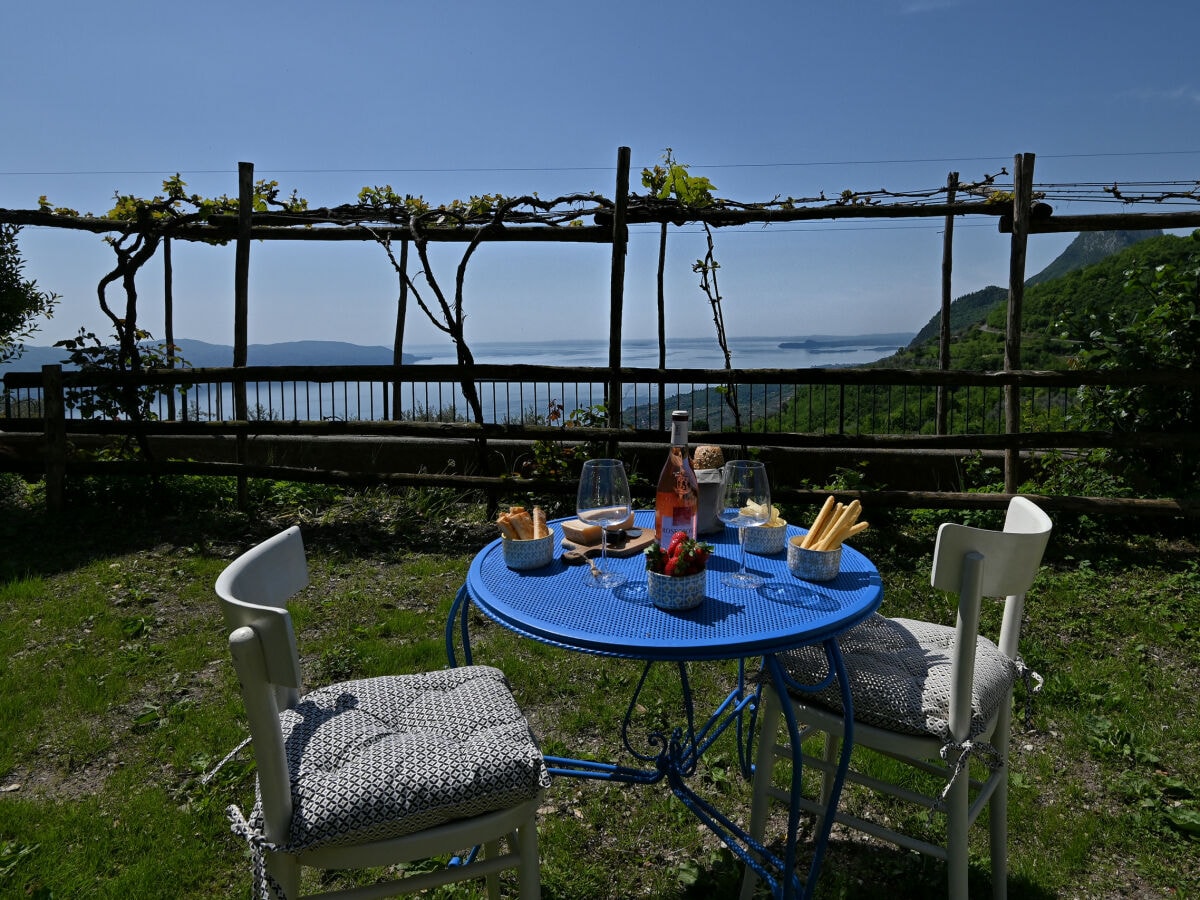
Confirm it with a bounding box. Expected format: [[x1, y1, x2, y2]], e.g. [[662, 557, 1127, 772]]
[[640, 150, 745, 434], [356, 186, 607, 424], [774, 231, 1200, 477], [0, 224, 58, 365], [42, 176, 305, 435], [1068, 229, 1200, 491]]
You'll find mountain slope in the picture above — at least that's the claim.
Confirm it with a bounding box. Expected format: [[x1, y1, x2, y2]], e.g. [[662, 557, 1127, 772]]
[[907, 229, 1163, 346], [1026, 229, 1163, 287], [892, 231, 1197, 370], [0, 339, 423, 371]]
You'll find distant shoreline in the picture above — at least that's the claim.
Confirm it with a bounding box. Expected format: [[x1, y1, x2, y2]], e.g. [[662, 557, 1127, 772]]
[[3, 333, 915, 373], [777, 332, 912, 352]]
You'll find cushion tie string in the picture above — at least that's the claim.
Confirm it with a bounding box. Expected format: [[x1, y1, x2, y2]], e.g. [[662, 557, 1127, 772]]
[[1014, 657, 1043, 730], [931, 738, 1004, 817], [227, 804, 290, 900], [199, 735, 252, 786]]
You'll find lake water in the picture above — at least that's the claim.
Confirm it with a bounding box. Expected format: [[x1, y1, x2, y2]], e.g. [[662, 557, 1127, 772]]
[[224, 334, 914, 424], [46, 333, 914, 425], [405, 333, 912, 370]]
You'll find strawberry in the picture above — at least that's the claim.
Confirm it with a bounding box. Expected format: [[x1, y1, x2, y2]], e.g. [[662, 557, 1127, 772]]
[[644, 544, 666, 573], [646, 536, 713, 576], [679, 544, 709, 576]]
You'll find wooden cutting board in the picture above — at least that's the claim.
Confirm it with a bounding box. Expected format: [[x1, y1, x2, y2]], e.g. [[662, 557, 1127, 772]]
[[561, 526, 656, 558]]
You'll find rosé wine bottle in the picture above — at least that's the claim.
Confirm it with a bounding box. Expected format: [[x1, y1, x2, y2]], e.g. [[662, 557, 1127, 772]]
[[654, 410, 699, 544]]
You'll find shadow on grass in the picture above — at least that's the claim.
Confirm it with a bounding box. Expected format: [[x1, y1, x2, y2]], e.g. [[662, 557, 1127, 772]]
[[680, 838, 1057, 900], [0, 476, 500, 580]]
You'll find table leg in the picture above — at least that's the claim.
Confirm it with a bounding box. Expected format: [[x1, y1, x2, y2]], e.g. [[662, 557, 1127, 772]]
[[445, 584, 474, 667], [546, 661, 751, 785], [740, 642, 853, 900]]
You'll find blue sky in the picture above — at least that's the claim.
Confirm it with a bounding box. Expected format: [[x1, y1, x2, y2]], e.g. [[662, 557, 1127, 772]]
[[3, 0, 1199, 354]]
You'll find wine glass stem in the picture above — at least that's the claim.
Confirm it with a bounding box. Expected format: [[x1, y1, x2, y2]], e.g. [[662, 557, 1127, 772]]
[[738, 527, 748, 574], [599, 530, 608, 573]]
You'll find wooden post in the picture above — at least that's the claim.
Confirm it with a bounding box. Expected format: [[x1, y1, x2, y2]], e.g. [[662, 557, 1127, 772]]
[[42, 364, 65, 513], [163, 236, 176, 420], [608, 146, 630, 441], [234, 162, 253, 506], [1005, 153, 1035, 492], [937, 172, 958, 435], [391, 238, 409, 420], [656, 222, 668, 432]]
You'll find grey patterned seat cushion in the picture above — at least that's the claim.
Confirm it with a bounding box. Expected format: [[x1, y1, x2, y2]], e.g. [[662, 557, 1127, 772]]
[[249, 664, 550, 853], [777, 613, 1018, 742]]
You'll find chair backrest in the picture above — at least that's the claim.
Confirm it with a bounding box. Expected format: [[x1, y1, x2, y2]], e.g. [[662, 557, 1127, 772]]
[[931, 496, 1052, 599], [930, 497, 1052, 740], [216, 526, 312, 846], [216, 525, 309, 696]]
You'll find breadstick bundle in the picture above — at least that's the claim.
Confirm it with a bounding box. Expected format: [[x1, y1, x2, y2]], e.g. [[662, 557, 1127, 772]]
[[496, 505, 549, 541], [797, 496, 869, 551]]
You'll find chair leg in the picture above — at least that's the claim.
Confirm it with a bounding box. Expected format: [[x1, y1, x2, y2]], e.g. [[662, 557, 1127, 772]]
[[484, 839, 502, 900], [989, 775, 1009, 900], [818, 728, 841, 820], [264, 849, 300, 900], [516, 817, 542, 900], [739, 685, 784, 900], [945, 750, 970, 900], [988, 700, 1013, 900]]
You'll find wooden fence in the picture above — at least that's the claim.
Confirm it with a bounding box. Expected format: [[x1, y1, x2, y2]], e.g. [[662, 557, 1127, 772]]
[[3, 148, 1200, 517], [3, 360, 1199, 518]]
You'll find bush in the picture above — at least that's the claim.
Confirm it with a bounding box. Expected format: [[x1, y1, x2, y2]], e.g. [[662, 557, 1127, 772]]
[[0, 224, 58, 365], [1070, 230, 1200, 493]]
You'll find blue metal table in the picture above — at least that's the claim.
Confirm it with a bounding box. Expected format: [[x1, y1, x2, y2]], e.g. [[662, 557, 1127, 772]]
[[447, 510, 882, 900]]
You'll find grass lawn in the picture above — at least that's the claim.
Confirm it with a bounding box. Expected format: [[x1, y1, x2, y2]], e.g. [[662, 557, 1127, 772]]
[[1, 478, 1198, 898]]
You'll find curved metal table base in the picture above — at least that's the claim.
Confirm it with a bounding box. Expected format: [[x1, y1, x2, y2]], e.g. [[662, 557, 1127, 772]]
[[448, 584, 858, 900]]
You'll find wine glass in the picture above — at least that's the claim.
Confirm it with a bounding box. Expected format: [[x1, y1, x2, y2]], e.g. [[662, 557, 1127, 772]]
[[576, 459, 633, 589], [718, 460, 771, 589]]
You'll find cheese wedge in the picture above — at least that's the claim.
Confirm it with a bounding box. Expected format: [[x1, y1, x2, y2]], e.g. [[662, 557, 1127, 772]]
[[561, 512, 635, 545], [561, 519, 602, 545]]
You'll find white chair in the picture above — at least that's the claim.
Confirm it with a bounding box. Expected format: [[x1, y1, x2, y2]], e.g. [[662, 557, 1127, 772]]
[[216, 525, 548, 900], [741, 497, 1052, 900]]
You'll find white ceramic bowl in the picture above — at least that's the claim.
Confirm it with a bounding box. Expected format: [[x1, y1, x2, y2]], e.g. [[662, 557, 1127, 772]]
[[787, 540, 842, 582], [743, 522, 787, 555], [502, 533, 554, 570]]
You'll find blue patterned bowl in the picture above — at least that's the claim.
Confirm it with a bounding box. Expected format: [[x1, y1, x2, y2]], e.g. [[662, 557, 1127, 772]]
[[744, 522, 787, 555], [787, 540, 842, 582], [502, 533, 554, 570], [647, 570, 707, 611]]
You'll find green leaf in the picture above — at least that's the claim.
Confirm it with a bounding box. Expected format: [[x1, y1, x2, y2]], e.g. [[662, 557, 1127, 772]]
[[1165, 806, 1200, 835]]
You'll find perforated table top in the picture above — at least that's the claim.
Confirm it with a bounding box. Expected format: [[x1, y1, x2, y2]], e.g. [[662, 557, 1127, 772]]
[[466, 511, 883, 662]]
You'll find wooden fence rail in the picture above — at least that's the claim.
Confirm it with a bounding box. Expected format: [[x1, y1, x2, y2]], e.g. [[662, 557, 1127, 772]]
[[3, 362, 1198, 518]]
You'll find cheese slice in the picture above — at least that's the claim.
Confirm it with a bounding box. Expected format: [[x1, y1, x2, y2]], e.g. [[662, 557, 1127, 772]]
[[561, 512, 635, 545], [561, 519, 603, 545]]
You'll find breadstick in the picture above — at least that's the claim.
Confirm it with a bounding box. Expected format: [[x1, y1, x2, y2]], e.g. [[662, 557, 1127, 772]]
[[801, 495, 837, 549], [817, 499, 861, 550], [816, 500, 862, 551], [842, 520, 870, 541], [824, 519, 870, 549], [497, 508, 536, 540], [532, 506, 547, 539], [514, 512, 534, 540]]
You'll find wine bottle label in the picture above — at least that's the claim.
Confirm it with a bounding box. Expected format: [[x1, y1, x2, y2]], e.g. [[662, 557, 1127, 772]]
[[656, 412, 697, 542], [660, 505, 696, 542]]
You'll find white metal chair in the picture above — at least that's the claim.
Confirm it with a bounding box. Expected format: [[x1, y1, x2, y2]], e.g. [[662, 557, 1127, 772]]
[[741, 496, 1052, 900], [216, 525, 548, 900]]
